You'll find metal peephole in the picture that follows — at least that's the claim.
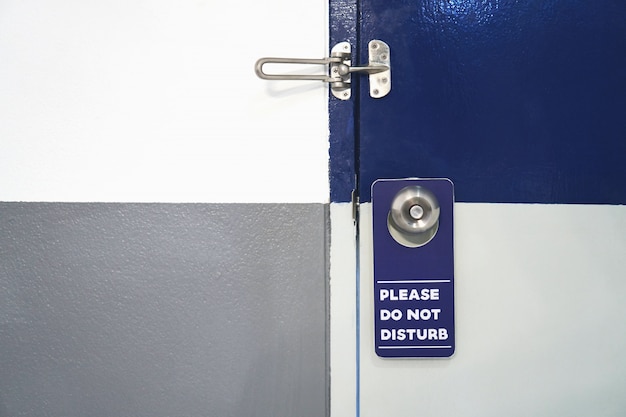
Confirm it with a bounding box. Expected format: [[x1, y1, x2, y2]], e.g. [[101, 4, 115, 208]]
[[387, 186, 440, 248]]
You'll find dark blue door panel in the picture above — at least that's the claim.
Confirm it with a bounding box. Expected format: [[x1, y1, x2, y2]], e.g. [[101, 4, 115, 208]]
[[329, 0, 358, 203], [347, 0, 626, 203]]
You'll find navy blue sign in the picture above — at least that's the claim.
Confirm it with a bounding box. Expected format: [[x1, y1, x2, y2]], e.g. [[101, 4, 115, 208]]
[[372, 178, 455, 358]]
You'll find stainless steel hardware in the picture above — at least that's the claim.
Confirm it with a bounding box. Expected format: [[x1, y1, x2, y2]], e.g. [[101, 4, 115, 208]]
[[387, 186, 440, 248], [255, 40, 391, 100]]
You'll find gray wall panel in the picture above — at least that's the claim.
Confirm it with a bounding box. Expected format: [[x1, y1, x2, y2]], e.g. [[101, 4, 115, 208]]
[[0, 203, 328, 417]]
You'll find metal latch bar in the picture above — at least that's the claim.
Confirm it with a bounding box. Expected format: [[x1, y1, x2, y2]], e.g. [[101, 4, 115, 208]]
[[254, 40, 391, 100], [255, 57, 343, 82]]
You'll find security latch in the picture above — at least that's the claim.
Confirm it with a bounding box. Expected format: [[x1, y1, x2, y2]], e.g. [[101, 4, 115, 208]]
[[255, 40, 391, 100]]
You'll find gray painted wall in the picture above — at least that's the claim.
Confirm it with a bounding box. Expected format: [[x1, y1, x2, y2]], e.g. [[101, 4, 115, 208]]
[[0, 203, 328, 417]]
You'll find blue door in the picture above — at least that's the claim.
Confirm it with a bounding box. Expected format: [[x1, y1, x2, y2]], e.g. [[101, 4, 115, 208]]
[[354, 0, 626, 204], [329, 1, 626, 416]]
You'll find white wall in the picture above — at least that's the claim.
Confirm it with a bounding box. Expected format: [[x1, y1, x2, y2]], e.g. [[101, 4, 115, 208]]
[[0, 0, 329, 203]]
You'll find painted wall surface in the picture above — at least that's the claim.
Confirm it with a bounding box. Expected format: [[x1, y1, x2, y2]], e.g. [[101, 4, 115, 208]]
[[0, 1, 332, 416], [0, 0, 329, 203], [0, 203, 328, 417]]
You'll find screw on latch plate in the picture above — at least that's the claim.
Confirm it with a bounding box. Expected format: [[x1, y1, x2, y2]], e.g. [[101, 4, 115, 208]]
[[255, 40, 391, 100]]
